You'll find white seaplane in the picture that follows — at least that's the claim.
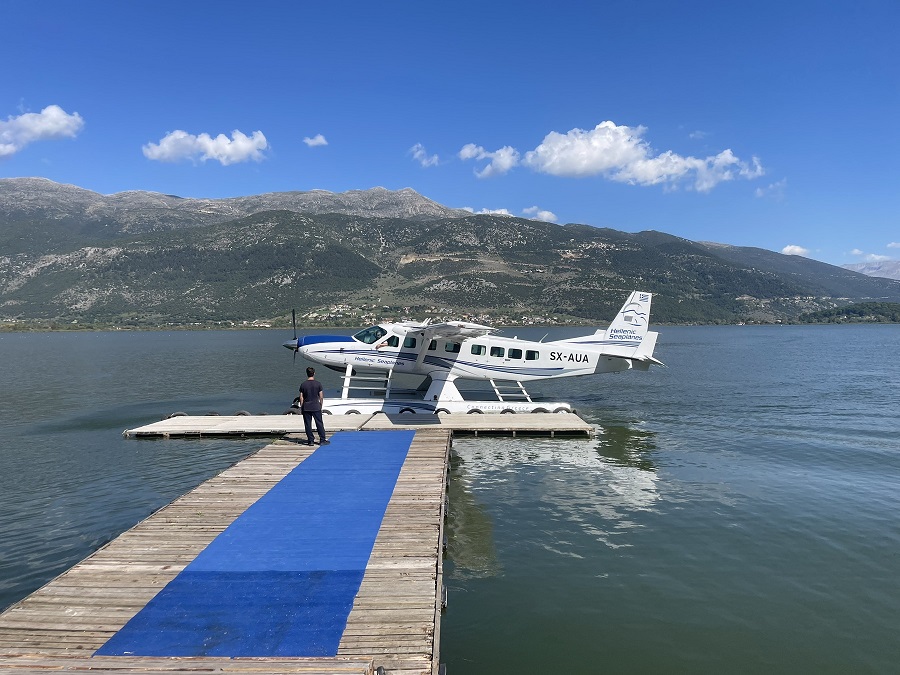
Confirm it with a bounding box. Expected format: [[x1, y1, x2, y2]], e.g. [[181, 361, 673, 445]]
[[283, 290, 663, 415]]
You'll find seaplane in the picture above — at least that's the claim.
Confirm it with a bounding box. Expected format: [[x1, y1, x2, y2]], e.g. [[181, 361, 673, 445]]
[[282, 290, 663, 415]]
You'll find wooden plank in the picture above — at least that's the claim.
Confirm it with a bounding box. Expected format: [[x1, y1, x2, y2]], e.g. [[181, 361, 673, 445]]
[[0, 655, 375, 673]]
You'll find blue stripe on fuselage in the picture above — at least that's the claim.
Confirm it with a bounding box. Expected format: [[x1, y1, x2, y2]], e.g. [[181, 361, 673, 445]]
[[299, 335, 356, 347]]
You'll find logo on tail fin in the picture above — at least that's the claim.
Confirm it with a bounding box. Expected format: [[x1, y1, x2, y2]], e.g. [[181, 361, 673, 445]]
[[620, 303, 647, 327]]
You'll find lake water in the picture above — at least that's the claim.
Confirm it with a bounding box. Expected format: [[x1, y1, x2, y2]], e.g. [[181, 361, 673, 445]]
[[1, 325, 898, 673]]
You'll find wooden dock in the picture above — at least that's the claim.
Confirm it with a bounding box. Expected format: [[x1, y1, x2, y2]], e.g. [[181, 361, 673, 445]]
[[124, 411, 595, 438], [0, 429, 451, 675]]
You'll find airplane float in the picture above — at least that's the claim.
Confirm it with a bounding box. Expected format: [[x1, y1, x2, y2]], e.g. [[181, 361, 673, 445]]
[[283, 290, 663, 415]]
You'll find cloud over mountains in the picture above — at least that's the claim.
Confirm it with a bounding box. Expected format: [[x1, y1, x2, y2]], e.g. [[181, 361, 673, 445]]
[[0, 105, 84, 158], [459, 120, 763, 192]]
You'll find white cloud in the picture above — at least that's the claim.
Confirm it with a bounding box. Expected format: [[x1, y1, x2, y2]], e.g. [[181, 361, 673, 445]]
[[458, 121, 763, 192], [461, 206, 514, 216], [523, 122, 763, 192], [888, 242, 900, 249], [303, 134, 328, 147], [409, 142, 439, 168], [755, 178, 787, 200], [0, 104, 84, 158], [689, 130, 708, 140], [522, 206, 558, 223], [850, 248, 892, 262], [782, 245, 809, 256], [458, 143, 520, 178], [142, 129, 268, 165]]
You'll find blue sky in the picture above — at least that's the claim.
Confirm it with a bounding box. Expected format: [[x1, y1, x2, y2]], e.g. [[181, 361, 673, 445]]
[[2, 0, 897, 266]]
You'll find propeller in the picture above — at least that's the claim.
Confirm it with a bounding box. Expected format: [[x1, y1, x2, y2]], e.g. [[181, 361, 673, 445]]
[[283, 309, 300, 364], [292, 309, 297, 364]]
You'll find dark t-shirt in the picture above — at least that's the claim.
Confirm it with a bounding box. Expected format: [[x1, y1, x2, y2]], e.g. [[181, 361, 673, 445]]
[[299, 379, 323, 412]]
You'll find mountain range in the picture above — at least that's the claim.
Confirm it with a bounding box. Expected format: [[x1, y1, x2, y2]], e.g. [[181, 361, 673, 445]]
[[2, 177, 899, 327], [841, 260, 900, 281]]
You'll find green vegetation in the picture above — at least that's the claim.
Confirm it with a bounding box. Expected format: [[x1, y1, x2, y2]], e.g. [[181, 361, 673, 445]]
[[798, 302, 900, 324]]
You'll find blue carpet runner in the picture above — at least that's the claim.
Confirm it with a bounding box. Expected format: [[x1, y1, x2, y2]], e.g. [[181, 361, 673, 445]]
[[95, 430, 415, 657]]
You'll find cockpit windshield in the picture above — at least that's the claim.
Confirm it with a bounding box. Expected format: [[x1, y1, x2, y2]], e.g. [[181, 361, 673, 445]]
[[353, 326, 388, 344]]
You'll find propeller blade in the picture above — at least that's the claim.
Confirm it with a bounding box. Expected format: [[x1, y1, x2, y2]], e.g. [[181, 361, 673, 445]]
[[290, 309, 299, 365]]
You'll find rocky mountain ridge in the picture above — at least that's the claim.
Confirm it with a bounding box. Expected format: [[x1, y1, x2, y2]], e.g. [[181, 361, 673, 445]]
[[2, 178, 900, 327], [0, 177, 468, 240], [841, 260, 900, 281]]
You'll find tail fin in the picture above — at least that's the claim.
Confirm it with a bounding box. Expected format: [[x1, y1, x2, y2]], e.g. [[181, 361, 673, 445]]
[[559, 290, 663, 366], [603, 290, 653, 343], [607, 291, 664, 367]]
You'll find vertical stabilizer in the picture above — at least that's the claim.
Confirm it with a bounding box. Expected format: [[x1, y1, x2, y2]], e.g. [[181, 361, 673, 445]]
[[557, 290, 661, 365], [602, 290, 652, 346]]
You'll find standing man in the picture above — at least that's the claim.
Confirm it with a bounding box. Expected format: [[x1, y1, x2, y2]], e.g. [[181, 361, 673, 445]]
[[298, 366, 329, 446]]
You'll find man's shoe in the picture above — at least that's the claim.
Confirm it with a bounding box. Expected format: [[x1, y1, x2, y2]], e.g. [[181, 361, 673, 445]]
[[320, 439, 331, 445]]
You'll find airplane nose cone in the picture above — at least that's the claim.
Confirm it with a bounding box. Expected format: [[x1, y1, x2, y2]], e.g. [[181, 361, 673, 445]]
[[283, 338, 299, 351]]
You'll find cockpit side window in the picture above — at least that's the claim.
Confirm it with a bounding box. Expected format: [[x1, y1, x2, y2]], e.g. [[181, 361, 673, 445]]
[[353, 326, 388, 344], [384, 335, 399, 348], [403, 336, 417, 349]]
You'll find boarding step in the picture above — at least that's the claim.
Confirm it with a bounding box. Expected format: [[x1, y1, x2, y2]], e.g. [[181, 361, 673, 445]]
[[489, 379, 533, 402], [341, 366, 393, 399]]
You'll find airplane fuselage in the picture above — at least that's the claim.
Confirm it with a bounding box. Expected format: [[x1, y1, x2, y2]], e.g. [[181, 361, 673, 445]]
[[283, 291, 662, 404], [295, 332, 636, 381]]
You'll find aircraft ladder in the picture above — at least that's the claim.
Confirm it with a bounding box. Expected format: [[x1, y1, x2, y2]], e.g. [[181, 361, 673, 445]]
[[341, 364, 394, 400], [489, 379, 533, 403]]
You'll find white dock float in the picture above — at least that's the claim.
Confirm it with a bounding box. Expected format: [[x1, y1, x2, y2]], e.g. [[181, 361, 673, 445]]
[[124, 412, 595, 438], [124, 414, 369, 437]]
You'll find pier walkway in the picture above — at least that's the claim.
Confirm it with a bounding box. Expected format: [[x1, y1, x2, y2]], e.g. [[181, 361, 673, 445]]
[[0, 429, 451, 675]]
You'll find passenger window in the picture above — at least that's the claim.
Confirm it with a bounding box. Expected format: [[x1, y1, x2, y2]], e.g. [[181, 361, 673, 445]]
[[490, 346, 505, 358], [384, 335, 399, 347], [526, 350, 540, 360], [508, 348, 522, 359], [403, 336, 417, 349], [428, 340, 437, 350], [445, 342, 461, 353], [471, 344, 486, 355]]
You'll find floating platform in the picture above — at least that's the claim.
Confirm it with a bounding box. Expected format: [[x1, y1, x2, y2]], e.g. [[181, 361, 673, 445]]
[[0, 429, 451, 675], [124, 412, 595, 439]]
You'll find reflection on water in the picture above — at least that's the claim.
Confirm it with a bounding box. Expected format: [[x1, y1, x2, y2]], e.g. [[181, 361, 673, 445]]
[[449, 418, 659, 558], [445, 452, 500, 579], [595, 420, 657, 470]]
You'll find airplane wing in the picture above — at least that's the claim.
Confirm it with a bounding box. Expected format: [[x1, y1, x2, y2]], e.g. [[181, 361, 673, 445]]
[[418, 321, 495, 340]]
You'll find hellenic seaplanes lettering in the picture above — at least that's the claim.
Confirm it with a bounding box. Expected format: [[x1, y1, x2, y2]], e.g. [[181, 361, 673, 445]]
[[550, 351, 589, 363], [608, 328, 640, 341]]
